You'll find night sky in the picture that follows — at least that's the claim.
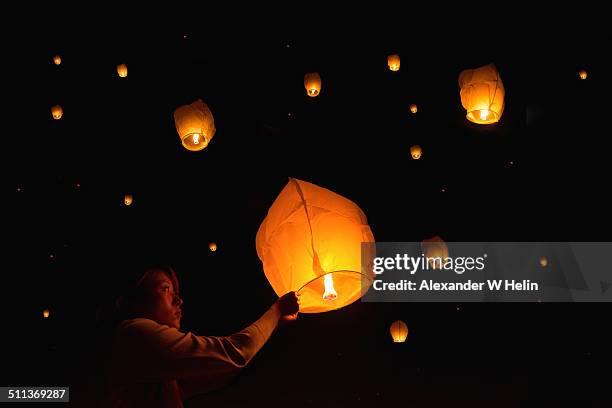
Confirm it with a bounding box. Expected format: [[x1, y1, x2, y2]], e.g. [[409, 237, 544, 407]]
[[6, 19, 612, 407]]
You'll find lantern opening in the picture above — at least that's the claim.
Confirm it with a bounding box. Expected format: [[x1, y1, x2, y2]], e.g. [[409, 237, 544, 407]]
[[181, 133, 209, 151], [296, 270, 372, 313], [466, 109, 500, 124], [322, 273, 338, 301]]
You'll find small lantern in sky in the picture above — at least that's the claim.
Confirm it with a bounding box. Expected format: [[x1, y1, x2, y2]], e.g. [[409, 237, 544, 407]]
[[257, 178, 375, 313], [209, 242, 217, 252], [51, 105, 63, 120], [459, 63, 505, 124], [387, 54, 400, 71], [53, 55, 62, 65], [124, 194, 133, 206], [43, 309, 50, 318], [390, 320, 408, 343], [304, 72, 322, 97], [410, 104, 418, 114], [539, 256, 548, 267], [410, 145, 422, 160], [579, 70, 588, 80], [117, 64, 128, 78], [421, 236, 449, 269], [173, 99, 216, 151]]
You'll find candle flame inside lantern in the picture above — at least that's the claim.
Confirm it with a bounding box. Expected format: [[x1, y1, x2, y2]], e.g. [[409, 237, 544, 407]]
[[193, 133, 200, 145], [479, 109, 490, 121], [322, 274, 338, 301]]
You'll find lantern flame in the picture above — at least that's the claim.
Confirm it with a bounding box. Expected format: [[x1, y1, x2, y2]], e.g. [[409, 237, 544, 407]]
[[480, 109, 490, 121], [322, 274, 337, 301], [193, 133, 200, 145]]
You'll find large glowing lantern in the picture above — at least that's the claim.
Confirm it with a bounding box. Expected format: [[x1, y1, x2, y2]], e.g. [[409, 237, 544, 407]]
[[410, 145, 422, 160], [390, 320, 408, 343], [579, 70, 588, 80], [117, 64, 128, 78], [458, 63, 505, 124], [421, 236, 449, 269], [388, 54, 400, 71], [53, 55, 62, 65], [51, 105, 63, 120], [173, 99, 216, 151], [256, 178, 375, 313], [304, 72, 322, 97]]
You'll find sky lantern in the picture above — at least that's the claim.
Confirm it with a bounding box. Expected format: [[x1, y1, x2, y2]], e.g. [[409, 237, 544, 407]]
[[209, 242, 217, 252], [304, 72, 322, 97], [387, 54, 400, 71], [256, 178, 375, 313], [117, 64, 128, 78], [410, 145, 422, 160], [539, 256, 548, 267], [421, 236, 449, 269], [579, 70, 588, 80], [53, 55, 61, 65], [410, 104, 418, 114], [458, 63, 505, 124], [43, 309, 50, 318], [124, 194, 133, 206], [390, 320, 408, 343], [51, 105, 63, 120], [173, 99, 216, 151]]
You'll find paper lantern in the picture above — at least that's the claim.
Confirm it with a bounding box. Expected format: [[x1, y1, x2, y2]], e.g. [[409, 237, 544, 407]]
[[410, 145, 422, 160], [117, 64, 128, 78], [390, 320, 408, 343], [256, 178, 375, 313], [539, 256, 548, 267], [173, 99, 216, 151], [387, 54, 400, 71], [579, 70, 588, 80], [304, 72, 322, 97], [124, 194, 133, 206], [53, 55, 61, 65], [43, 309, 50, 318], [410, 104, 418, 114], [459, 63, 505, 124], [51, 105, 63, 120], [209, 242, 217, 252], [421, 236, 449, 269]]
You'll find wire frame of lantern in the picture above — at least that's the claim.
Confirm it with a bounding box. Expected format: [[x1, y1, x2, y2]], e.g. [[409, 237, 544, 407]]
[[304, 72, 322, 97], [51, 105, 63, 120], [387, 54, 400, 71], [173, 99, 216, 151], [459, 63, 505, 124], [117, 64, 128, 78], [390, 320, 408, 342]]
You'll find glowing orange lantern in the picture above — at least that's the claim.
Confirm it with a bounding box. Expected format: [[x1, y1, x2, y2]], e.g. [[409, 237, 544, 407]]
[[410, 145, 422, 160], [53, 55, 61, 65], [124, 194, 133, 206], [459, 63, 505, 124], [173, 99, 216, 151], [387, 54, 400, 71], [304, 72, 322, 97], [209, 242, 217, 252], [43, 309, 50, 318], [421, 236, 449, 269], [117, 64, 128, 78], [51, 105, 63, 120], [579, 70, 587, 80], [539, 256, 548, 267], [410, 104, 418, 114], [390, 320, 408, 342], [256, 178, 375, 313]]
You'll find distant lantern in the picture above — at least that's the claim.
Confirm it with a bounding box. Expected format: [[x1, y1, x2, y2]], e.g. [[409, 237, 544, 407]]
[[117, 64, 128, 78], [53, 55, 61, 65], [387, 54, 400, 71], [304, 72, 322, 97], [43, 309, 50, 318], [257, 178, 376, 313], [51, 105, 63, 120], [390, 320, 408, 343], [539, 256, 548, 267], [421, 236, 449, 269], [579, 70, 588, 80], [459, 63, 505, 124], [209, 242, 217, 252], [173, 99, 216, 152], [124, 194, 133, 206], [410, 145, 422, 160], [410, 104, 418, 114]]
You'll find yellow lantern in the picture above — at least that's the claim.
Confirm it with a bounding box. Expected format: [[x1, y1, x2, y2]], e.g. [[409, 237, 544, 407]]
[[173, 99, 216, 151], [256, 178, 375, 313], [459, 63, 505, 124], [390, 320, 408, 343], [421, 236, 449, 269], [209, 242, 217, 252], [304, 72, 322, 97], [53, 55, 61, 65], [539, 256, 548, 267], [410, 104, 418, 114], [51, 105, 63, 120], [43, 309, 50, 318], [579, 70, 588, 80], [124, 194, 133, 206], [387, 54, 400, 71], [410, 145, 422, 160], [117, 64, 128, 78]]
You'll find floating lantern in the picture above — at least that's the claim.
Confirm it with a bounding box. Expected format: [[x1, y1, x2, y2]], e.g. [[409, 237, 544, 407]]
[[173, 99, 216, 151], [304, 72, 322, 97], [43, 309, 50, 318], [410, 145, 422, 160], [124, 194, 133, 206], [458, 63, 505, 124], [209, 242, 217, 252], [51, 105, 63, 120], [539, 256, 548, 267], [579, 70, 588, 80], [256, 178, 375, 313], [117, 64, 128, 78], [410, 104, 418, 114], [390, 320, 408, 343], [53, 55, 61, 65], [421, 236, 449, 269], [387, 54, 400, 71]]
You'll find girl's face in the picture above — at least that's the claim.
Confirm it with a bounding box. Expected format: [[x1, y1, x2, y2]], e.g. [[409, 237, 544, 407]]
[[141, 270, 183, 329]]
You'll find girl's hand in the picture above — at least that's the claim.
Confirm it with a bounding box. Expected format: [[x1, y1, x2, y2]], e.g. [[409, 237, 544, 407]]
[[275, 291, 300, 322]]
